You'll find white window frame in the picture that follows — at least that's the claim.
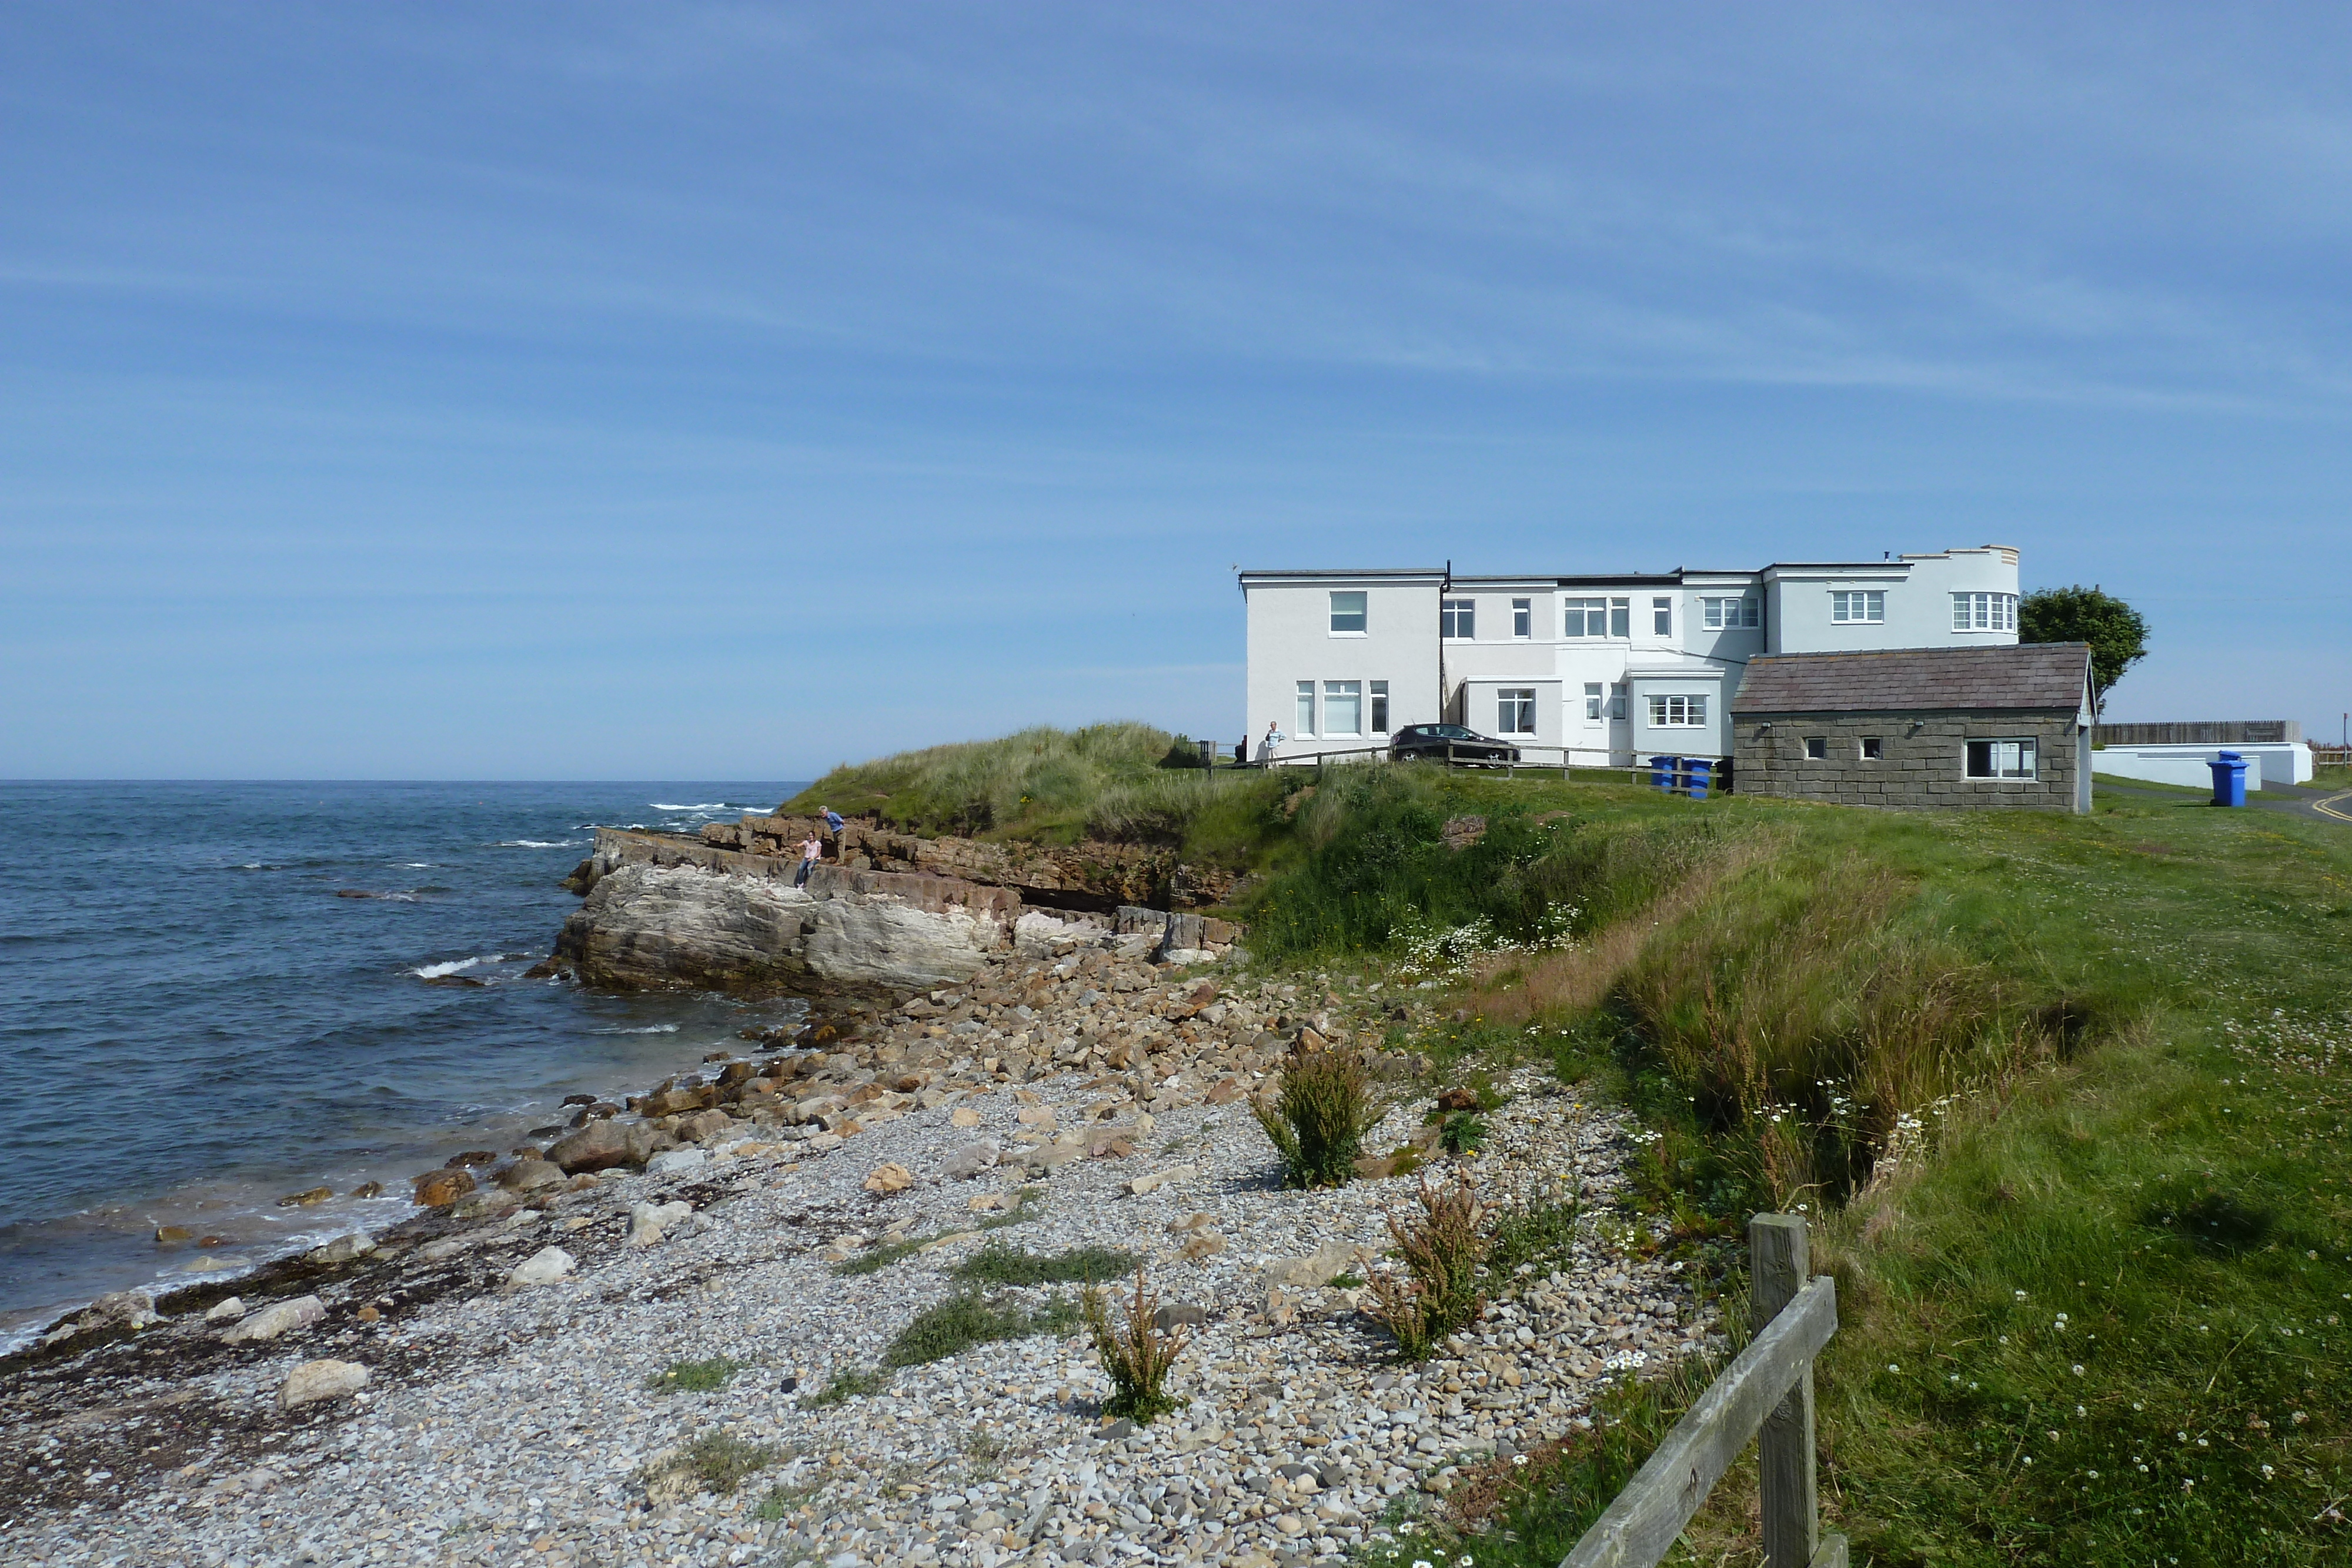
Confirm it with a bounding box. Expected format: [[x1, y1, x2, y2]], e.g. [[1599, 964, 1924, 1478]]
[[1441, 598, 1475, 640], [1328, 590, 1368, 636], [1369, 680, 1389, 735], [1965, 737, 2038, 780], [1860, 736, 1884, 761], [1498, 688, 1537, 735], [1805, 735, 1828, 760], [1583, 682, 1604, 721], [1652, 596, 1673, 636], [1322, 680, 1362, 737], [1563, 596, 1631, 638], [1511, 597, 1532, 639], [1702, 596, 1759, 630], [1294, 680, 1315, 737], [1830, 589, 1886, 624], [1609, 681, 1628, 720], [1950, 591, 2017, 633], [1646, 694, 1708, 728]]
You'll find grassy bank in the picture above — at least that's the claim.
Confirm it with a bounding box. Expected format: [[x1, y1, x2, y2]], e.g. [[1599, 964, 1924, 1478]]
[[782, 723, 1285, 855], [1226, 768, 2351, 1566]]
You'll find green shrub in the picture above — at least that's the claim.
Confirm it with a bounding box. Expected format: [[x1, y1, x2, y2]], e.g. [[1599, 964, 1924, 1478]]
[[649, 1432, 784, 1497], [1365, 1178, 1487, 1360], [953, 1241, 1134, 1286], [1083, 1266, 1188, 1424], [1252, 1047, 1382, 1188], [1438, 1110, 1488, 1155], [647, 1355, 743, 1393], [883, 1290, 1077, 1368]]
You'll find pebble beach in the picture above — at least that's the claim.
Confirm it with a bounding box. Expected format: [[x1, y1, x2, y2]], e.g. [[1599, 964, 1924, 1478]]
[[2, 924, 1716, 1568]]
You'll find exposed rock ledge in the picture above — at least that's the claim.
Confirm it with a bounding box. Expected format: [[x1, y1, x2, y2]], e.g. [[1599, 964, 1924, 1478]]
[[556, 828, 1237, 1000]]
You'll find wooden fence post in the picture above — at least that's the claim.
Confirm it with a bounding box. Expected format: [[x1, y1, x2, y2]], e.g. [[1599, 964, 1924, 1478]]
[[1750, 1214, 1820, 1568]]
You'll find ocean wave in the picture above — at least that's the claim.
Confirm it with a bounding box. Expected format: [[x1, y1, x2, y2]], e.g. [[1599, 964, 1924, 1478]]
[[337, 890, 419, 902], [593, 1023, 680, 1034], [493, 839, 583, 849], [413, 955, 496, 979], [649, 803, 734, 812]]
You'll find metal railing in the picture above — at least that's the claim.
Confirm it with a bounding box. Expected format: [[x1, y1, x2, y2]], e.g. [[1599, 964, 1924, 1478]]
[[1562, 1215, 1846, 1568], [1243, 743, 1728, 781]]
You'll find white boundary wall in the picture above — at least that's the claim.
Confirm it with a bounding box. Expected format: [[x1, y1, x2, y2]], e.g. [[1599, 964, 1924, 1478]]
[[2092, 742, 2313, 790]]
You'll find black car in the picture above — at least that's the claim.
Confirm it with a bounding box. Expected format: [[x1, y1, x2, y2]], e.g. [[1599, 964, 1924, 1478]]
[[1388, 723, 1522, 765]]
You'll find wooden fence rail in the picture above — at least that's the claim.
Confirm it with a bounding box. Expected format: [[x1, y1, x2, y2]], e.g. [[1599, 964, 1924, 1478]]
[[1561, 1215, 1845, 1568]]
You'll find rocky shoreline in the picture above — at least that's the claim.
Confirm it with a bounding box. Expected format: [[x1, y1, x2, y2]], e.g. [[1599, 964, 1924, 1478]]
[[3, 861, 1711, 1568]]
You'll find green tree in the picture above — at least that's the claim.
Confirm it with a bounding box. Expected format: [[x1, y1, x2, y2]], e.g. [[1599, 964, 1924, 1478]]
[[2020, 584, 2149, 716]]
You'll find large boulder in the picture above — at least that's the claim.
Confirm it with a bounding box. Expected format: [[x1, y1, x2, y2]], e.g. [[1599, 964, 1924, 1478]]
[[546, 1120, 632, 1174], [941, 1142, 1000, 1181], [674, 1109, 735, 1145], [506, 1246, 575, 1288], [279, 1359, 368, 1408], [412, 1168, 476, 1207], [496, 1158, 566, 1193], [222, 1295, 325, 1344]]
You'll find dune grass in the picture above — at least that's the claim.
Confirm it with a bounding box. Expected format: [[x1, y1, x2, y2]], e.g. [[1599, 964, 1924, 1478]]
[[1327, 773, 2352, 1566], [781, 723, 1284, 853]]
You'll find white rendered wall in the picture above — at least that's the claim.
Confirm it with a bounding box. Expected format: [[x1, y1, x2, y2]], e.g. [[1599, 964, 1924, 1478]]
[[1767, 547, 2019, 655], [2093, 743, 2314, 790], [1243, 577, 1440, 757]]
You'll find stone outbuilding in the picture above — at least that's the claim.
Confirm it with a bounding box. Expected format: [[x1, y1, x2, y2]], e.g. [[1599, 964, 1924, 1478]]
[[1730, 643, 2094, 812]]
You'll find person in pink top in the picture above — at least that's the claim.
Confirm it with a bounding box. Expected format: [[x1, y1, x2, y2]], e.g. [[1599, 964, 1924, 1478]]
[[794, 829, 822, 889]]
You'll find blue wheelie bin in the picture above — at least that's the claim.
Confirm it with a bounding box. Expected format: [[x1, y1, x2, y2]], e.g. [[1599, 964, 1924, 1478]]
[[1683, 757, 1715, 800], [2209, 750, 2249, 808], [1649, 755, 1681, 793]]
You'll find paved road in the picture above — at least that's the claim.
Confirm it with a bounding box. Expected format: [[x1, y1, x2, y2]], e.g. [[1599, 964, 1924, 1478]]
[[2096, 777, 2352, 824]]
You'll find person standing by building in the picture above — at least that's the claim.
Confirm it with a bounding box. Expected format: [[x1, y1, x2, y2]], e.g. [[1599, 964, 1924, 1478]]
[[1255, 720, 1285, 765], [794, 829, 823, 889]]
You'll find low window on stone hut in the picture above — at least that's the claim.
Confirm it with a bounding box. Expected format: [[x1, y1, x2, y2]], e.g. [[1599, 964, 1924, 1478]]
[[1860, 737, 1884, 760], [1805, 735, 1828, 760]]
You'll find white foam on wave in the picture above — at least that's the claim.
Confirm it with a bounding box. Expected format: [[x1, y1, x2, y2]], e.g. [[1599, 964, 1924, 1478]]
[[649, 802, 733, 812], [593, 1023, 680, 1034], [495, 839, 583, 849], [413, 955, 497, 979]]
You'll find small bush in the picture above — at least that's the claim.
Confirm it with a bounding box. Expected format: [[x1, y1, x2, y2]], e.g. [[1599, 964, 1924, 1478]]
[[804, 1366, 890, 1407], [1365, 1177, 1488, 1360], [647, 1355, 743, 1394], [883, 1290, 1077, 1368], [1254, 1047, 1383, 1188], [1083, 1266, 1188, 1424], [1438, 1111, 1488, 1155], [752, 1479, 818, 1522], [833, 1188, 1042, 1276], [1486, 1199, 1583, 1280], [954, 1241, 1135, 1286], [672, 1432, 782, 1496]]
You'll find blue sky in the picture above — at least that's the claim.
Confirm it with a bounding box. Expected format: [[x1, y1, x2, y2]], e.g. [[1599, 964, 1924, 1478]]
[[5, 4, 2350, 777]]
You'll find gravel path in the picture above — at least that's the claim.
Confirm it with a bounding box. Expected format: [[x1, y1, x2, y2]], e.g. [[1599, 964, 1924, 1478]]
[[3, 938, 1713, 1568]]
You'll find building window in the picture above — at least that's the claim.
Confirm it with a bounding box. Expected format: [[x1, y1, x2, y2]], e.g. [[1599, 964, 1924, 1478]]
[[1652, 597, 1673, 635], [1512, 598, 1532, 638], [1324, 680, 1362, 736], [1584, 682, 1603, 720], [1369, 680, 1389, 735], [1328, 590, 1367, 634], [1648, 694, 1708, 728], [1951, 591, 2017, 632], [1294, 680, 1315, 737], [1609, 681, 1628, 719], [1702, 596, 1759, 630], [1805, 735, 1828, 759], [1830, 589, 1886, 624], [1441, 598, 1475, 639], [1498, 688, 1536, 734], [1860, 736, 1884, 760], [1966, 738, 2037, 780], [1563, 596, 1631, 637]]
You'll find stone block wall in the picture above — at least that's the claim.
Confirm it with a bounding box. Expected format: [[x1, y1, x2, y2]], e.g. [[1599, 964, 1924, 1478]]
[[1730, 710, 2083, 811]]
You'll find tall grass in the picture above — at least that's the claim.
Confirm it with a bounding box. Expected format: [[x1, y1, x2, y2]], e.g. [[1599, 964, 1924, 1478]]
[[1247, 764, 1725, 959], [783, 723, 1283, 851]]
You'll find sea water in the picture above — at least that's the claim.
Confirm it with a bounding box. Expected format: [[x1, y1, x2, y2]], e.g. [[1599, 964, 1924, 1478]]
[[0, 780, 808, 1350]]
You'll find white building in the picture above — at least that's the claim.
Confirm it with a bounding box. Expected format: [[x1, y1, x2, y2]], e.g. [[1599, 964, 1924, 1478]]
[[1240, 545, 2022, 763]]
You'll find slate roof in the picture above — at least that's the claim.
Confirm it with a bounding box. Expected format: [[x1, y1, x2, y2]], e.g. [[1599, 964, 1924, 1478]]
[[1731, 644, 2092, 715]]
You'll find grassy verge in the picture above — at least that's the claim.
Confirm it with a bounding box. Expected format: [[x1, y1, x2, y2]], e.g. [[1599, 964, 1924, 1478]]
[[1225, 770, 2352, 1566]]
